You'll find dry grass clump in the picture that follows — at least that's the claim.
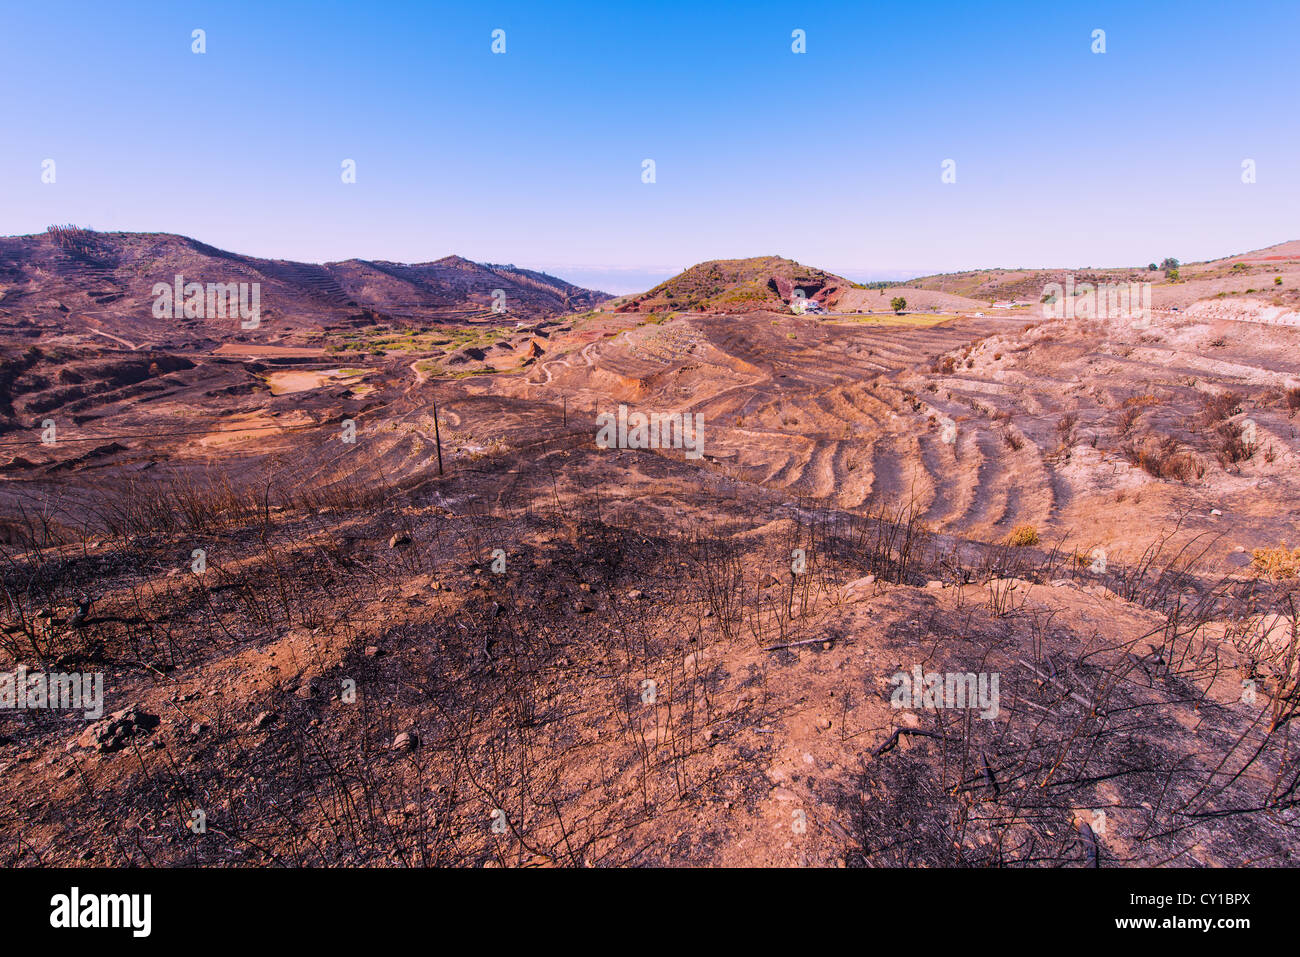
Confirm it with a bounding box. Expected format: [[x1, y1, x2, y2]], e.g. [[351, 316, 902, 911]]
[[1252, 545, 1300, 579], [1118, 405, 1144, 435], [1198, 390, 1242, 426], [1004, 524, 1039, 547], [1121, 436, 1205, 483], [1055, 411, 1078, 441], [1123, 393, 1161, 408], [1215, 421, 1257, 467]]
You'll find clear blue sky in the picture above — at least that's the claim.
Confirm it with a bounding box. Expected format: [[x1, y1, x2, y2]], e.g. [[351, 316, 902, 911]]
[[2, 0, 1296, 292]]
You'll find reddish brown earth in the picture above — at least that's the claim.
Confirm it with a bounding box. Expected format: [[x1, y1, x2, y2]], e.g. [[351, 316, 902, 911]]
[[1, 233, 1299, 867], [0, 228, 608, 350]]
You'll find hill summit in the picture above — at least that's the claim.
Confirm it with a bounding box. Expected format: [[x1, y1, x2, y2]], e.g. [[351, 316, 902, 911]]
[[614, 256, 854, 314]]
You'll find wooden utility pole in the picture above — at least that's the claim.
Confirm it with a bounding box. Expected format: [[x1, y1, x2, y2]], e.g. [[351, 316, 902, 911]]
[[431, 399, 444, 475]]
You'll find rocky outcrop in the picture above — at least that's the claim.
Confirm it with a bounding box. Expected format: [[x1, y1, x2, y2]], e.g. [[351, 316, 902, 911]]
[[71, 705, 160, 754]]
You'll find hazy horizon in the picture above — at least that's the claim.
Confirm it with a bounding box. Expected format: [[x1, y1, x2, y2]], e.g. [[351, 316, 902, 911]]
[[7, 223, 1291, 297]]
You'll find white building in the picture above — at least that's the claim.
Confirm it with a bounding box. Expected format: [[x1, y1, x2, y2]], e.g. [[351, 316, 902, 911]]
[[791, 298, 827, 315]]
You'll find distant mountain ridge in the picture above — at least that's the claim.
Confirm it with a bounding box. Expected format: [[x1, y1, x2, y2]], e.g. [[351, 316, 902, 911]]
[[0, 228, 610, 343]]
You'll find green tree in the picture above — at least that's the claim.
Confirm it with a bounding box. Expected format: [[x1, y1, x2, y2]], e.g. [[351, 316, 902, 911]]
[[890, 296, 907, 314]]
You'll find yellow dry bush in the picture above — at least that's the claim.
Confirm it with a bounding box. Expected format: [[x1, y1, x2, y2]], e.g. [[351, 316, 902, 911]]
[[1005, 524, 1040, 547], [1251, 545, 1300, 579]]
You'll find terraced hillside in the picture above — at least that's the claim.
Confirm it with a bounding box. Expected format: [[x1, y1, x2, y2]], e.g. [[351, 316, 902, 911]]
[[503, 308, 1300, 567], [0, 228, 610, 350]]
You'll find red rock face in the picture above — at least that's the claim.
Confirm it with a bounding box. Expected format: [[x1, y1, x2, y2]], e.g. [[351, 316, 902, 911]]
[[768, 275, 796, 301]]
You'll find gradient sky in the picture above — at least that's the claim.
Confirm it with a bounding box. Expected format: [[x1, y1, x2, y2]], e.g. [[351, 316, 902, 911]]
[[2, 0, 1296, 293]]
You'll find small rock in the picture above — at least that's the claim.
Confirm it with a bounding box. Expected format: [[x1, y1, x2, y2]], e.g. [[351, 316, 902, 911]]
[[254, 710, 276, 729], [392, 731, 418, 752], [388, 532, 411, 548], [627, 589, 643, 600], [364, 645, 381, 657], [1210, 508, 1223, 516], [842, 575, 876, 602]]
